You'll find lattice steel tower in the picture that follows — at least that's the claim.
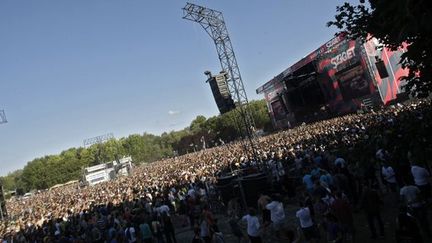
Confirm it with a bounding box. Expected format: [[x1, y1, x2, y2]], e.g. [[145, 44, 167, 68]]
[[182, 2, 255, 137]]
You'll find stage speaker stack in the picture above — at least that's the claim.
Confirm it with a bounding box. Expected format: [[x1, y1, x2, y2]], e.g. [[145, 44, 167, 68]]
[[216, 175, 238, 205], [375, 59, 389, 79], [207, 72, 236, 114], [240, 173, 269, 207], [216, 173, 270, 207]]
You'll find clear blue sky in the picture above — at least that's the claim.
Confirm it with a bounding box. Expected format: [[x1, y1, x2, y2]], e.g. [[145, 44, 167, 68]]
[[0, 0, 355, 176]]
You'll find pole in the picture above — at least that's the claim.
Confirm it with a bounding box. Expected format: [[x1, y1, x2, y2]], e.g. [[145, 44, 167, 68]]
[[0, 203, 3, 221]]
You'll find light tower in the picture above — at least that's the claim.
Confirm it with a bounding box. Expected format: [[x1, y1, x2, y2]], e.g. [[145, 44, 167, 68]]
[[183, 3, 258, 210], [83, 133, 115, 165], [83, 133, 114, 147], [182, 3, 256, 143]]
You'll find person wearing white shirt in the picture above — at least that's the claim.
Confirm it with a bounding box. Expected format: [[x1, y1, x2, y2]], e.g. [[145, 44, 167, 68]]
[[242, 208, 262, 243], [296, 202, 319, 242], [400, 183, 422, 208], [265, 195, 285, 237], [296, 207, 313, 228], [381, 164, 398, 192], [411, 164, 431, 199], [400, 180, 432, 236]]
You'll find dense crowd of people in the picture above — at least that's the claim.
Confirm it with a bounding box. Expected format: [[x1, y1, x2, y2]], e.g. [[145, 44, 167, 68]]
[[1, 98, 431, 242]]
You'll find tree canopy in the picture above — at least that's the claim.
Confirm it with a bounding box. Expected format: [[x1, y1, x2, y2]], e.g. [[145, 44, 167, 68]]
[[1, 100, 271, 192], [328, 0, 432, 97]]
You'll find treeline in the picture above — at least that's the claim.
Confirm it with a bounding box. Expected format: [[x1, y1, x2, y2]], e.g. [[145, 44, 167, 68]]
[[0, 100, 272, 193]]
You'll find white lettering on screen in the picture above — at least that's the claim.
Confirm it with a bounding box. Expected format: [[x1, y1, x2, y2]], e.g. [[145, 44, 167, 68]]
[[331, 46, 356, 70]]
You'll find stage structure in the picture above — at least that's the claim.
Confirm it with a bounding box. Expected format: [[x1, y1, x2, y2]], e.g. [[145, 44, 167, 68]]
[[257, 34, 408, 129], [83, 156, 133, 186], [83, 133, 114, 147], [83, 133, 115, 165], [0, 110, 7, 124], [204, 71, 236, 114], [182, 3, 256, 141], [183, 3, 262, 208]]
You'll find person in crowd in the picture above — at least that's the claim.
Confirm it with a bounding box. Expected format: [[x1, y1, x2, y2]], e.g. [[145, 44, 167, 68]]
[[151, 215, 165, 243], [162, 211, 177, 243], [199, 213, 211, 243], [139, 219, 153, 243], [212, 224, 225, 243], [228, 215, 244, 243], [410, 161, 431, 200], [266, 194, 286, 239], [124, 222, 137, 243], [360, 183, 385, 239], [395, 206, 423, 243], [322, 214, 343, 243], [400, 180, 431, 236], [296, 201, 319, 243], [257, 193, 271, 227], [241, 208, 262, 243], [381, 162, 398, 193], [302, 169, 315, 194], [334, 157, 346, 169], [1, 99, 431, 242], [191, 227, 203, 243], [330, 191, 354, 241], [319, 170, 333, 189]]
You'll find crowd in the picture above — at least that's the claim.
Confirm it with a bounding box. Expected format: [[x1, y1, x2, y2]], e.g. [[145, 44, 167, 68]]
[[0, 98, 431, 242]]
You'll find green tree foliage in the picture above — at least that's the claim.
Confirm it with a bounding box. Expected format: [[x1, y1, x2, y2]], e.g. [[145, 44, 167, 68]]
[[327, 0, 432, 97], [1, 100, 271, 191]]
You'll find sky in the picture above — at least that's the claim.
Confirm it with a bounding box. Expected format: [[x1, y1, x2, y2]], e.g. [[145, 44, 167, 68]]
[[0, 0, 356, 176]]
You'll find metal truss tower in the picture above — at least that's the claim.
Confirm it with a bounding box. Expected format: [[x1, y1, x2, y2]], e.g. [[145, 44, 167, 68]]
[[0, 110, 7, 124], [182, 3, 256, 136], [83, 133, 114, 147], [83, 133, 115, 165]]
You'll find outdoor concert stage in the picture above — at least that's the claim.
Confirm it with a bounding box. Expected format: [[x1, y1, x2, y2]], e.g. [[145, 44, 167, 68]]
[[256, 34, 408, 129]]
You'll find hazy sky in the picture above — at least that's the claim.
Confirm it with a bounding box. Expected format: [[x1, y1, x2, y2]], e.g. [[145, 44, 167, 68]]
[[0, 0, 355, 175]]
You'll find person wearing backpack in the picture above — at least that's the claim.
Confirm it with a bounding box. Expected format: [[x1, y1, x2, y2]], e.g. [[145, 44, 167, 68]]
[[125, 222, 137, 243]]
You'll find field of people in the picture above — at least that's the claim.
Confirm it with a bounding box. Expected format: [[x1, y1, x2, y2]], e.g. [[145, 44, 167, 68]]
[[1, 99, 431, 242]]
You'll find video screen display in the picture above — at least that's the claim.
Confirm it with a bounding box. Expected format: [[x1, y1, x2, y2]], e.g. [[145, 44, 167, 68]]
[[271, 99, 287, 121], [336, 64, 370, 101]]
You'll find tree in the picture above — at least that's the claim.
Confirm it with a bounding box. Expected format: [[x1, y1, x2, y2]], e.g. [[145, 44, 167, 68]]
[[328, 0, 432, 97], [189, 115, 207, 133], [5, 100, 271, 191]]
